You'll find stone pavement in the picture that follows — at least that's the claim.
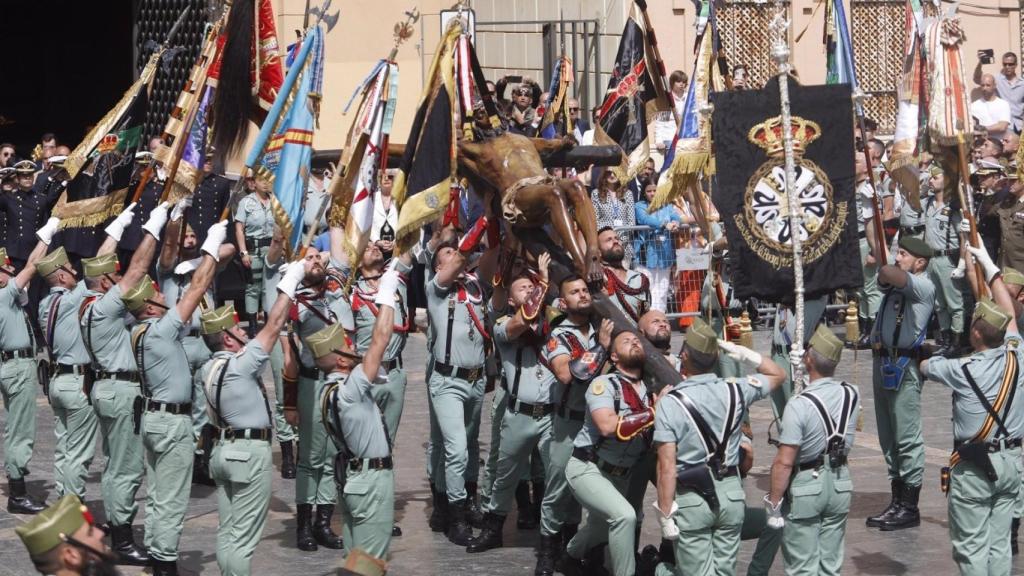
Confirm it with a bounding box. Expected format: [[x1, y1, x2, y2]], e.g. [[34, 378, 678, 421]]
[[0, 327, 1020, 575]]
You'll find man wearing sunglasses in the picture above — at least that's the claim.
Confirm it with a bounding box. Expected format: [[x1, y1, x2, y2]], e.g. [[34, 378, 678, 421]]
[[975, 51, 1024, 134], [15, 494, 122, 576]]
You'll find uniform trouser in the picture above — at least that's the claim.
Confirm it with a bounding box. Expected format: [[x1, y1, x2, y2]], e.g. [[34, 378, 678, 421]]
[[270, 340, 296, 443], [141, 410, 195, 561], [858, 237, 882, 320], [743, 507, 783, 576], [781, 466, 852, 576], [626, 449, 656, 523], [1, 357, 38, 479], [340, 467, 395, 560], [949, 449, 1022, 576], [480, 386, 508, 508], [928, 255, 965, 334], [50, 373, 97, 498], [185, 337, 212, 440], [872, 358, 925, 486], [91, 378, 144, 525], [243, 244, 269, 315], [211, 438, 272, 576], [541, 414, 584, 536], [428, 371, 485, 502], [370, 365, 407, 443], [296, 374, 337, 504], [485, 409, 552, 515], [565, 457, 636, 576], [655, 474, 745, 576]]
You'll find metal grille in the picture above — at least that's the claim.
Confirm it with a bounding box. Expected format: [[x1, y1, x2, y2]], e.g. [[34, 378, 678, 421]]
[[717, 1, 790, 91], [850, 0, 904, 135]]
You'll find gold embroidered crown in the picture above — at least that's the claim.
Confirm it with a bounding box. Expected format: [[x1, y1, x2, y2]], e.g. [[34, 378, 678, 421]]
[[747, 115, 821, 158]]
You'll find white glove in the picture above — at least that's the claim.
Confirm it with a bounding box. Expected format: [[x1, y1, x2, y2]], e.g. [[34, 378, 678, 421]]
[[951, 257, 966, 280], [103, 202, 137, 241], [277, 261, 307, 300], [788, 349, 804, 370], [201, 221, 228, 261], [764, 495, 785, 529], [966, 244, 1000, 283], [170, 196, 193, 222], [374, 262, 402, 308], [652, 502, 679, 541], [142, 202, 171, 240], [718, 339, 762, 369], [35, 217, 60, 246], [958, 219, 970, 235], [174, 257, 201, 276]]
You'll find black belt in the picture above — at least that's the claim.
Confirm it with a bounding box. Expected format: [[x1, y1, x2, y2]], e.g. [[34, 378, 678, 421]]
[[933, 248, 958, 257], [556, 406, 586, 422], [299, 366, 324, 380], [95, 370, 140, 383], [434, 361, 483, 381], [572, 447, 631, 477], [954, 437, 1023, 453], [348, 456, 394, 471], [145, 400, 192, 415], [901, 225, 925, 235], [218, 428, 272, 442], [798, 456, 826, 471], [245, 237, 272, 251], [0, 348, 34, 361], [56, 363, 90, 376], [382, 358, 403, 372], [508, 398, 555, 419], [874, 345, 923, 360]]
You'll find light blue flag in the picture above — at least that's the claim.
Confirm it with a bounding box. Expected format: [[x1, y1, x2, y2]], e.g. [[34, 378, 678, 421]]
[[826, 0, 861, 114]]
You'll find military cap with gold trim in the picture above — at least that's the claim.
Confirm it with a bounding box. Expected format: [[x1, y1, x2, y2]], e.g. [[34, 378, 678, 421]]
[[898, 236, 932, 259], [973, 298, 1011, 331], [1003, 267, 1024, 287], [121, 275, 160, 312], [81, 253, 120, 278], [685, 317, 719, 355], [15, 494, 89, 556], [200, 304, 239, 335], [0, 167, 14, 180], [35, 247, 70, 277], [808, 324, 843, 363], [13, 159, 36, 174]]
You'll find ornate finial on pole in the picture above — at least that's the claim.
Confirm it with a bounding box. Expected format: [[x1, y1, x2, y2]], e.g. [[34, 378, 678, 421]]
[[389, 8, 420, 61]]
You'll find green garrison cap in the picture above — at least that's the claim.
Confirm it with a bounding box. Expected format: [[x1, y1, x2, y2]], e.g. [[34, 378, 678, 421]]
[[200, 304, 238, 335], [35, 247, 69, 277], [898, 236, 932, 259], [685, 317, 719, 355], [81, 253, 119, 278], [809, 324, 843, 363], [308, 323, 348, 360], [973, 298, 1011, 331], [15, 494, 87, 556], [1003, 267, 1024, 287], [928, 164, 944, 178], [0, 247, 12, 273], [121, 275, 158, 312]]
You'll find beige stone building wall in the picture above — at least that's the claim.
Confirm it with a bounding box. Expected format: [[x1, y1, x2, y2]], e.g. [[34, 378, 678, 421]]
[[273, 0, 1019, 148]]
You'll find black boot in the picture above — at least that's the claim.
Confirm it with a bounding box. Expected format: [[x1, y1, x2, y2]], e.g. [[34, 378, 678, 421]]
[[855, 318, 873, 350], [582, 543, 610, 576], [296, 503, 317, 551], [246, 313, 258, 339], [879, 483, 921, 531], [515, 481, 537, 530], [466, 512, 505, 553], [637, 544, 661, 576], [531, 479, 544, 525], [109, 524, 150, 566], [934, 330, 956, 357], [1013, 517, 1020, 555], [465, 481, 485, 528], [191, 451, 216, 486], [392, 524, 403, 537], [151, 558, 178, 576], [313, 504, 344, 549], [280, 440, 296, 479], [866, 479, 903, 528], [447, 499, 474, 546], [658, 538, 676, 566], [429, 484, 449, 533], [7, 478, 45, 514], [534, 534, 559, 576]]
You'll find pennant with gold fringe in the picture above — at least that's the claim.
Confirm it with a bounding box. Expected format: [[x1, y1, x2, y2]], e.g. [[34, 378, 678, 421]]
[[886, 1, 928, 211]]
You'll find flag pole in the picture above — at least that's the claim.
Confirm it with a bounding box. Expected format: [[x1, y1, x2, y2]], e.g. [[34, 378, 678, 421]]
[[769, 8, 807, 392]]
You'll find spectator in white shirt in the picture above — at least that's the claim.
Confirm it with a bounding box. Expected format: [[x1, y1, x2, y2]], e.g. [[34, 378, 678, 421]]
[[971, 74, 1013, 139], [974, 52, 1024, 133], [370, 169, 399, 258]]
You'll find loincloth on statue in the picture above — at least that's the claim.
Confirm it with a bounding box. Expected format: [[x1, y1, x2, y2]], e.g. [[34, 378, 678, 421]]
[[501, 175, 557, 224]]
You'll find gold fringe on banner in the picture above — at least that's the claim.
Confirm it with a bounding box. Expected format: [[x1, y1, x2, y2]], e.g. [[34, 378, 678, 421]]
[[54, 188, 129, 229]]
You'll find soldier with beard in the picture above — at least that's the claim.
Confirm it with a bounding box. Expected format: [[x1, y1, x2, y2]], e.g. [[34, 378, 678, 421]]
[[540, 275, 613, 574], [598, 227, 650, 323], [16, 495, 123, 576], [639, 310, 679, 373]]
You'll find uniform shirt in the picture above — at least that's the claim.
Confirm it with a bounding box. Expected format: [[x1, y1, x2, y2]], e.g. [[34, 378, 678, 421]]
[[157, 268, 214, 369], [996, 194, 1024, 273], [0, 179, 61, 260], [351, 261, 412, 361], [654, 372, 770, 470], [573, 373, 651, 467], [233, 193, 274, 239], [0, 280, 33, 350], [772, 297, 827, 348], [188, 174, 231, 246], [927, 333, 1024, 442], [855, 181, 875, 234], [605, 268, 651, 322], [493, 315, 555, 406], [294, 263, 353, 369], [323, 365, 390, 459], [135, 308, 191, 403], [38, 283, 90, 364], [778, 377, 861, 465], [876, 272, 935, 348], [544, 321, 597, 416], [923, 196, 961, 252], [199, 340, 272, 430], [899, 192, 927, 230], [426, 274, 486, 368], [81, 286, 137, 372]]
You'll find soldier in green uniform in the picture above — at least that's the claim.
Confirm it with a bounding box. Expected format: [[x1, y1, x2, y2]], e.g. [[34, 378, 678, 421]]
[[0, 216, 59, 514], [922, 168, 965, 357], [598, 227, 650, 322], [198, 259, 310, 576], [650, 319, 786, 576], [769, 297, 828, 419], [36, 246, 97, 500], [233, 175, 275, 337], [120, 220, 227, 575], [763, 325, 861, 575], [541, 275, 613, 572], [864, 235, 935, 531], [14, 495, 121, 575], [922, 244, 1024, 575], [854, 151, 882, 349], [311, 262, 404, 562], [80, 201, 170, 565]]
